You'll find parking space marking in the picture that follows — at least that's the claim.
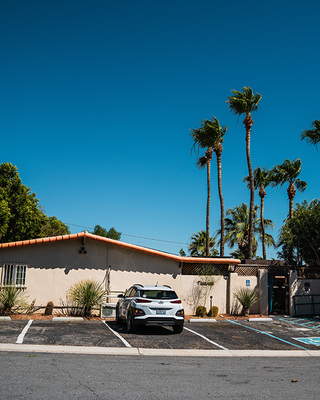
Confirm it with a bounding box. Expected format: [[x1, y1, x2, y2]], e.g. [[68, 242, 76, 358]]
[[293, 337, 320, 346], [103, 321, 132, 348], [227, 319, 308, 350], [16, 320, 33, 344], [277, 317, 320, 331], [184, 327, 229, 350]]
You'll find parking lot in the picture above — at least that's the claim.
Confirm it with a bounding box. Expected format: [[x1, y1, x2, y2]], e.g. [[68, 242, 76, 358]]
[[1, 316, 320, 354]]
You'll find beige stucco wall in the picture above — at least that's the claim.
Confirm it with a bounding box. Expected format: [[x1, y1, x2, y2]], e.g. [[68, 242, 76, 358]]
[[0, 237, 180, 307]]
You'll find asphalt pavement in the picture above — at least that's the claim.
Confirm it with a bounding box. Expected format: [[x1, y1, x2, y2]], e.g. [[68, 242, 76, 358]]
[[1, 316, 320, 356]]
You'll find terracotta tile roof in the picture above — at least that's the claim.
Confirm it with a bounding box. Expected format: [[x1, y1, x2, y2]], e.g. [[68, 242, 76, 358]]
[[0, 231, 240, 265]]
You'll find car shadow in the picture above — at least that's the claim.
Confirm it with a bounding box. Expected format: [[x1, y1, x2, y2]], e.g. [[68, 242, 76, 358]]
[[107, 321, 177, 336]]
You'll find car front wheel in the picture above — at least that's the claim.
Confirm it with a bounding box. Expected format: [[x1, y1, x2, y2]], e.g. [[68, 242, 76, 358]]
[[173, 324, 184, 334]]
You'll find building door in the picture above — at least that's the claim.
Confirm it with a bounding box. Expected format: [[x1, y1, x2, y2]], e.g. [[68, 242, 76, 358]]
[[268, 274, 289, 314]]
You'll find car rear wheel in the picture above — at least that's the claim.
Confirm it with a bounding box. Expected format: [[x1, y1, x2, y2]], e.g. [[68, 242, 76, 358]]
[[173, 324, 184, 334], [126, 312, 136, 333]]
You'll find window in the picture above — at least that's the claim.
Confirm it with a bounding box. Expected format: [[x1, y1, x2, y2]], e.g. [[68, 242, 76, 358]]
[[1, 264, 27, 287]]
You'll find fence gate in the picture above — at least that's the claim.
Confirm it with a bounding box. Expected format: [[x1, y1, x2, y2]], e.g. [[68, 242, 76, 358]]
[[293, 295, 320, 316]]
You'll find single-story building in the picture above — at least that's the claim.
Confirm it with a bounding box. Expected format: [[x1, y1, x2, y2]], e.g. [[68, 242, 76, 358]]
[[0, 231, 273, 315]]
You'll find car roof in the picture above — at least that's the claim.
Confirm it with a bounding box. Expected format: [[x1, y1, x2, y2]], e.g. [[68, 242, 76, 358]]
[[133, 284, 173, 291]]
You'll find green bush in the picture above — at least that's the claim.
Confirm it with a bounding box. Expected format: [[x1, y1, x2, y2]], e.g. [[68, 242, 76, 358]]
[[0, 287, 24, 315], [207, 306, 219, 318], [233, 288, 260, 316], [67, 280, 107, 317], [195, 305, 207, 317]]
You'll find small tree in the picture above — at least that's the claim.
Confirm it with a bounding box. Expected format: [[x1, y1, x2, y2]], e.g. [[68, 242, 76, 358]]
[[278, 199, 320, 266], [233, 287, 260, 316], [0, 287, 24, 315], [92, 225, 121, 240], [67, 280, 107, 317]]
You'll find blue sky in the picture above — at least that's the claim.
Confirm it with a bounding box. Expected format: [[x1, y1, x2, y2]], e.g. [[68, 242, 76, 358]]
[[1, 0, 319, 258]]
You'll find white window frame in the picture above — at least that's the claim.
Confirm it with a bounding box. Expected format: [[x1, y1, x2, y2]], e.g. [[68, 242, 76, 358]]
[[1, 263, 27, 288]]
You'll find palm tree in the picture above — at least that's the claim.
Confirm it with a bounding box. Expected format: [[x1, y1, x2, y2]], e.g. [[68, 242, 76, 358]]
[[222, 203, 275, 259], [188, 230, 218, 257], [301, 120, 320, 147], [272, 159, 307, 219], [191, 117, 227, 256], [244, 167, 273, 259], [227, 87, 262, 259]]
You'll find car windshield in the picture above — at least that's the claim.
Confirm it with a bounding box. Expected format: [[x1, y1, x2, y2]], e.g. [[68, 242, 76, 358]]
[[140, 290, 178, 300]]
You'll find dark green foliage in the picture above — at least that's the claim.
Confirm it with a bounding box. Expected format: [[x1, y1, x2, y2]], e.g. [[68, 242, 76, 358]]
[[278, 199, 320, 266], [0, 163, 69, 242], [44, 301, 54, 316], [195, 305, 207, 317], [207, 306, 219, 318], [92, 224, 121, 240], [40, 217, 70, 238]]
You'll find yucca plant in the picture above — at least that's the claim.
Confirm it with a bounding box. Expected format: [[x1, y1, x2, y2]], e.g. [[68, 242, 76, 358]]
[[233, 288, 260, 316], [67, 280, 107, 317], [0, 287, 23, 315]]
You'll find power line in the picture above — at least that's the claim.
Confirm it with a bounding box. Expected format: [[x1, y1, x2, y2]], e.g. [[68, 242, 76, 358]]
[[65, 222, 188, 246]]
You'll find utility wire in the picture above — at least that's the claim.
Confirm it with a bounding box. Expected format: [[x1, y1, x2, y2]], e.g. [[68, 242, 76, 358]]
[[65, 222, 188, 246]]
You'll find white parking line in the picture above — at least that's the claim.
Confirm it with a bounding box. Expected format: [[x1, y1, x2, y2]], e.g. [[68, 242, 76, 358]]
[[16, 320, 33, 344], [103, 321, 132, 348], [184, 326, 229, 351]]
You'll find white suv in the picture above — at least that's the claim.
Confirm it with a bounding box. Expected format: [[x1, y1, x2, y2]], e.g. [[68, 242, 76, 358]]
[[116, 284, 184, 334]]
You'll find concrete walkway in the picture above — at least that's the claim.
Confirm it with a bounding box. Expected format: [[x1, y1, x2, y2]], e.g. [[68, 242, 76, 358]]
[[1, 343, 320, 357]]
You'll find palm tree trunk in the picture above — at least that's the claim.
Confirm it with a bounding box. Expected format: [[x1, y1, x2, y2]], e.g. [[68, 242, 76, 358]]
[[205, 148, 212, 257], [259, 186, 266, 260], [287, 183, 296, 219], [244, 113, 254, 259], [214, 144, 225, 256]]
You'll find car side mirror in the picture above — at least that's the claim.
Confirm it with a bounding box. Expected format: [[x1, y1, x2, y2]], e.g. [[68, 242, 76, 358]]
[[117, 294, 124, 298]]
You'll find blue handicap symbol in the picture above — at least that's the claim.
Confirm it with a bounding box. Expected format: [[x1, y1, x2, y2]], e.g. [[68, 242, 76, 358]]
[[294, 337, 320, 346]]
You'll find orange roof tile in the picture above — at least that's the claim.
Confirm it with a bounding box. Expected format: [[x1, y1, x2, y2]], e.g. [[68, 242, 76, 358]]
[[0, 231, 240, 265]]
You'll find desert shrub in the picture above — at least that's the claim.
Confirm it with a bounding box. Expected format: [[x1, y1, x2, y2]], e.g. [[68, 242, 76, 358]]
[[195, 305, 207, 317], [233, 288, 260, 316], [207, 306, 219, 318], [0, 287, 24, 315], [67, 280, 107, 317], [44, 301, 54, 315]]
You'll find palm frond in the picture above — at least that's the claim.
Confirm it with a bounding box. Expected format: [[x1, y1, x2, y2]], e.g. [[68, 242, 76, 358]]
[[301, 120, 320, 147], [227, 86, 262, 115]]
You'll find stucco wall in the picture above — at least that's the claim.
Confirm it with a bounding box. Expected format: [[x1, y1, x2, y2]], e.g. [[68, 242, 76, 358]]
[[0, 237, 180, 307]]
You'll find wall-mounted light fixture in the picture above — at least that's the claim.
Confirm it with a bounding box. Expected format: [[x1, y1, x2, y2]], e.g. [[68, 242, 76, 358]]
[[79, 246, 87, 254]]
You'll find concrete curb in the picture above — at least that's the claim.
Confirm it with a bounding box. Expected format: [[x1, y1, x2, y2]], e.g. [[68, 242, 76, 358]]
[[52, 317, 84, 322], [1, 343, 320, 357], [0, 316, 11, 321], [248, 318, 273, 322], [188, 318, 217, 323], [188, 317, 273, 323]]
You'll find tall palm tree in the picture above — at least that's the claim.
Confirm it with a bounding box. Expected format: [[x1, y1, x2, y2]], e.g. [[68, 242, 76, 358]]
[[188, 230, 218, 257], [301, 120, 320, 148], [191, 117, 227, 256], [244, 167, 273, 259], [222, 203, 275, 259], [226, 87, 262, 259], [272, 159, 307, 219]]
